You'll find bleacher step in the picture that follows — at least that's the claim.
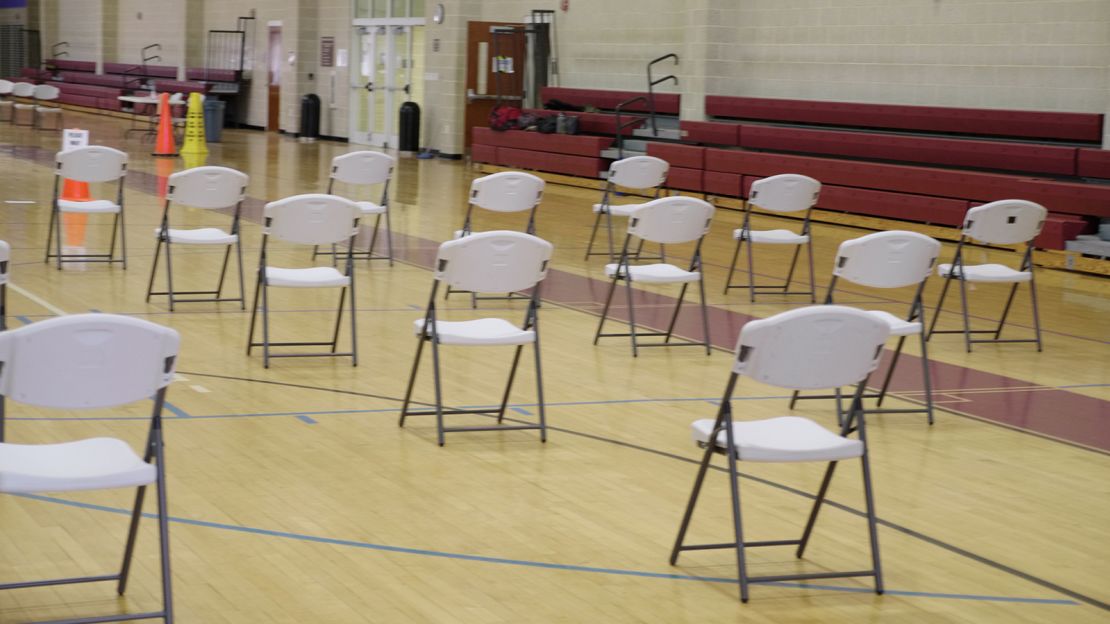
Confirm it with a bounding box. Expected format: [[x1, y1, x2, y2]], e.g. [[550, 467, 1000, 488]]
[[1065, 235, 1110, 258], [600, 147, 647, 159], [632, 127, 683, 140]]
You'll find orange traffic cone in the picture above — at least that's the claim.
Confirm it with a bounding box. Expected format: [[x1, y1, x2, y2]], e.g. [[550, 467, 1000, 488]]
[[152, 93, 177, 157], [61, 178, 91, 201], [156, 157, 176, 200]]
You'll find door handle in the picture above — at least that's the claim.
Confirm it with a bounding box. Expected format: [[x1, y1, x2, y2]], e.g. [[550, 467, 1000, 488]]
[[364, 82, 374, 92]]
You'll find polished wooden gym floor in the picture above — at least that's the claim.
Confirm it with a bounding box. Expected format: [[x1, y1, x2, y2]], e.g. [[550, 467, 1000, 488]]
[[1, 111, 1108, 623]]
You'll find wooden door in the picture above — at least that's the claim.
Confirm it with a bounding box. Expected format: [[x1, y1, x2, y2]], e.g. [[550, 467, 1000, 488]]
[[464, 21, 526, 149], [267, 26, 282, 131]]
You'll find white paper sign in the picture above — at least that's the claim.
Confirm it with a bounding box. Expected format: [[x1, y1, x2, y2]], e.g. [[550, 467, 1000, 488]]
[[336, 49, 348, 68], [62, 128, 89, 153]]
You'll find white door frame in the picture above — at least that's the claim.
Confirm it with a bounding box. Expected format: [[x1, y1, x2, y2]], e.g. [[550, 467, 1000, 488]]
[[349, 17, 425, 148]]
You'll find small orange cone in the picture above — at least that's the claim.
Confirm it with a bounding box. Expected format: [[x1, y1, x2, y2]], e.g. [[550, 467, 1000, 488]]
[[152, 93, 177, 157]]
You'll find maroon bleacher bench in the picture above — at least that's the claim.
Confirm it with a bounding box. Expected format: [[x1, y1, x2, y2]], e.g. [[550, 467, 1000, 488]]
[[539, 86, 680, 115], [706, 95, 1104, 143], [472, 127, 611, 178], [46, 59, 96, 73], [521, 108, 646, 136]]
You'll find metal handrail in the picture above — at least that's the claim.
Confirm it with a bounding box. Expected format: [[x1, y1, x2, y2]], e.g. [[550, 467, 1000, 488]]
[[646, 53, 678, 136], [615, 96, 649, 159], [51, 42, 69, 58]]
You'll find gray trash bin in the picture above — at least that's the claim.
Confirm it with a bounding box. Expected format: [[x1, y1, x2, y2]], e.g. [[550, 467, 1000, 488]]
[[203, 99, 226, 142]]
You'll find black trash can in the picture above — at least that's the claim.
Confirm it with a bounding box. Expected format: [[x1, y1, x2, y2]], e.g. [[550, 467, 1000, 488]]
[[399, 101, 420, 152], [300, 94, 321, 141], [203, 98, 226, 142]]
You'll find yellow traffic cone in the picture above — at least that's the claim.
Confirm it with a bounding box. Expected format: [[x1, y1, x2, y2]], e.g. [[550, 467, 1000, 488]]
[[180, 92, 209, 155]]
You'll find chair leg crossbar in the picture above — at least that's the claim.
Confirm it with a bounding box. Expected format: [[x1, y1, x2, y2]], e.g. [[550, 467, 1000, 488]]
[[594, 235, 710, 357], [927, 243, 1042, 353], [0, 390, 175, 623], [399, 285, 547, 446], [145, 210, 246, 311], [246, 249, 358, 369], [670, 380, 883, 602], [723, 212, 815, 303]]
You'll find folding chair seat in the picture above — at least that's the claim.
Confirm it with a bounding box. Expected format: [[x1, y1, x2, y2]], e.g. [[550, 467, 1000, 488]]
[[312, 150, 397, 265], [584, 155, 669, 262], [45, 145, 129, 269], [247, 194, 362, 368], [446, 171, 545, 305], [791, 231, 941, 424], [723, 173, 820, 302], [400, 230, 553, 446], [0, 80, 13, 122], [594, 195, 715, 356], [670, 305, 890, 602], [927, 200, 1046, 352], [0, 239, 8, 330], [0, 313, 181, 623], [32, 84, 62, 130], [11, 82, 35, 126], [146, 166, 249, 311]]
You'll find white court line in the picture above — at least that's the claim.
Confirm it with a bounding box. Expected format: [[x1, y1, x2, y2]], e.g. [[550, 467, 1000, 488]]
[[190, 385, 211, 393], [4, 200, 36, 204], [8, 282, 68, 316], [174, 374, 190, 382]]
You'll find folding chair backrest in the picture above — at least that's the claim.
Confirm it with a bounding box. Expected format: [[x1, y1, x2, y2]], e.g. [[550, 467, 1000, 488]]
[[961, 200, 1047, 246], [263, 194, 361, 245], [470, 171, 544, 213], [168, 166, 248, 209], [748, 174, 821, 214], [0, 80, 13, 95], [33, 84, 59, 101], [56, 146, 128, 183], [733, 305, 888, 390], [0, 239, 9, 284], [628, 196, 715, 245], [608, 155, 669, 190], [0, 314, 180, 409], [435, 230, 553, 294], [331, 150, 395, 186], [11, 82, 34, 97], [834, 230, 940, 289]]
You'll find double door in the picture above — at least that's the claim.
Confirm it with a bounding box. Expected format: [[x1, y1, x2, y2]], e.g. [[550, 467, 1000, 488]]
[[350, 22, 420, 147]]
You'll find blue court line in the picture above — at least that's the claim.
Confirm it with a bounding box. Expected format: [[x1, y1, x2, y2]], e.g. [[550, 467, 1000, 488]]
[[5, 395, 790, 423], [296, 414, 318, 425], [10, 492, 1076, 606], [14, 315, 31, 325], [1057, 383, 1110, 389], [163, 401, 191, 418]]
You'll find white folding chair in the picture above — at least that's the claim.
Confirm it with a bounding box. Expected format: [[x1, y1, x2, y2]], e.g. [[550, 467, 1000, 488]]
[[446, 171, 545, 305], [927, 200, 1046, 352], [11, 82, 35, 126], [312, 150, 397, 265], [670, 305, 889, 602], [399, 231, 553, 446], [45, 146, 129, 269], [791, 231, 941, 424], [0, 79, 14, 122], [0, 239, 8, 330], [723, 173, 820, 302], [584, 155, 669, 262], [0, 313, 180, 623], [146, 166, 249, 311], [246, 194, 362, 368], [594, 196, 715, 356], [32, 83, 62, 130]]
